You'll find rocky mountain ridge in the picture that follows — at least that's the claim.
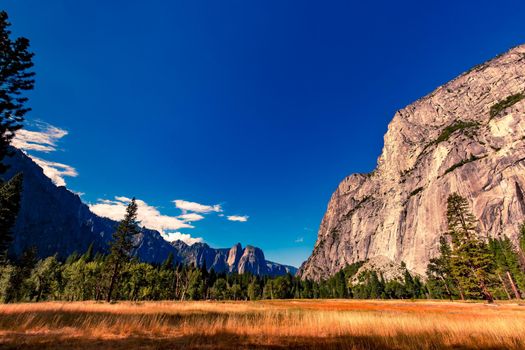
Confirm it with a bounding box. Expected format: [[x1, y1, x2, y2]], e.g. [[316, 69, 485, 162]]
[[171, 241, 297, 275], [3, 148, 295, 276], [299, 44, 525, 281]]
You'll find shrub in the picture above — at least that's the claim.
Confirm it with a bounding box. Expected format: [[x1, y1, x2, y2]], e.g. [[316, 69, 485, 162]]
[[434, 121, 479, 145], [490, 92, 524, 118]]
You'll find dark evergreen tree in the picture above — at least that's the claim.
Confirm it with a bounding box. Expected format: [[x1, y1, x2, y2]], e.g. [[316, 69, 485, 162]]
[[0, 11, 35, 174], [81, 242, 95, 262], [488, 237, 523, 299], [446, 193, 495, 303], [426, 236, 456, 300], [0, 173, 22, 260], [105, 198, 139, 302]]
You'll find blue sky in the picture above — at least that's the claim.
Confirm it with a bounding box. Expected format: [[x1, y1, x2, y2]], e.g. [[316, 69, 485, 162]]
[[4, 1, 525, 267]]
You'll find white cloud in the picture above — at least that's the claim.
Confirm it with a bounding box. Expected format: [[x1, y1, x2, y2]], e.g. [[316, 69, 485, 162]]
[[227, 215, 249, 222], [178, 213, 205, 222], [295, 237, 304, 243], [12, 122, 68, 153], [90, 196, 193, 233], [161, 231, 203, 245], [31, 156, 78, 187], [173, 199, 222, 214], [12, 121, 77, 187]]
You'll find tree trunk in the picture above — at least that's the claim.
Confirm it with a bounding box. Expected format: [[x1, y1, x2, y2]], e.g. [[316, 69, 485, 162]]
[[479, 279, 494, 303], [106, 261, 120, 303], [506, 271, 521, 300], [439, 275, 453, 301], [497, 272, 511, 300], [458, 286, 465, 301]]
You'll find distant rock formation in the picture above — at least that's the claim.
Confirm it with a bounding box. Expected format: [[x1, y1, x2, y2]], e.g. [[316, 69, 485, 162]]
[[170, 240, 297, 276], [299, 44, 525, 281], [3, 148, 296, 276]]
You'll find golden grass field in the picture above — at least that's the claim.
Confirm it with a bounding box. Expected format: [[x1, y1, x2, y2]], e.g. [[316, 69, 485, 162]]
[[0, 300, 524, 349]]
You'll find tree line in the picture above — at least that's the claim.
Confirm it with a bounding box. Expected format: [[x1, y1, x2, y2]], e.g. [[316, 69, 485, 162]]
[[2, 192, 523, 303], [0, 198, 427, 302]]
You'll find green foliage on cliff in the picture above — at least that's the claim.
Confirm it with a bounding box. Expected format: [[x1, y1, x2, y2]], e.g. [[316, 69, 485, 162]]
[[434, 121, 479, 145], [490, 92, 524, 118]]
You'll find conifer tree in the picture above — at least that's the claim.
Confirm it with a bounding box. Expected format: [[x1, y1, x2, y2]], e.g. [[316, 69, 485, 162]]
[[519, 223, 525, 268], [0, 173, 22, 261], [427, 236, 456, 299], [0, 11, 35, 174], [81, 242, 95, 262], [105, 198, 139, 302], [489, 237, 524, 299], [446, 193, 495, 302]]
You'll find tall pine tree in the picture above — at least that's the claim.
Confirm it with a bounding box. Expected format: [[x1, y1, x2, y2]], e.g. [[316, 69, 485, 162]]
[[0, 11, 35, 174], [446, 193, 495, 303], [105, 198, 139, 302], [426, 236, 456, 300], [0, 11, 34, 262]]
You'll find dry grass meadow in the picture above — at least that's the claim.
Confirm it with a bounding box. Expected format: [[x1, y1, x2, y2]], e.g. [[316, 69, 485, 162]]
[[0, 300, 524, 349]]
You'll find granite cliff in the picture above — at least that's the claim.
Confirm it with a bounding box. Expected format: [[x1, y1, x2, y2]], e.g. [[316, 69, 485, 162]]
[[299, 44, 525, 281], [3, 148, 295, 276]]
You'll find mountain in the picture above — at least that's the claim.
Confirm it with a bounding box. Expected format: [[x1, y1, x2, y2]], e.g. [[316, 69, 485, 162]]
[[171, 241, 297, 275], [299, 44, 525, 281], [3, 147, 295, 276]]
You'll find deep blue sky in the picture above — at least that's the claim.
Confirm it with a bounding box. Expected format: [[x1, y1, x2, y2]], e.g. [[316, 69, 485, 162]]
[[4, 1, 525, 267]]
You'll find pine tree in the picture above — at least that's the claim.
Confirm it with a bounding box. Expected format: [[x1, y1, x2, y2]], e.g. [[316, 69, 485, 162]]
[[81, 242, 95, 262], [489, 237, 523, 299], [161, 252, 174, 270], [0, 173, 22, 260], [0, 11, 35, 174], [519, 223, 525, 269], [446, 193, 495, 302], [105, 198, 139, 302], [427, 236, 456, 300]]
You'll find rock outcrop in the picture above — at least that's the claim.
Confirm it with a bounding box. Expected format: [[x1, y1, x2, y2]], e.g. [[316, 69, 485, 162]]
[[299, 44, 525, 281], [3, 148, 296, 276], [171, 241, 297, 276]]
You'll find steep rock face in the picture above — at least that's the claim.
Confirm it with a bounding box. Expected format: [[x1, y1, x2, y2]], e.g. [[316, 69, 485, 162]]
[[227, 243, 243, 269], [4, 147, 178, 264], [299, 45, 525, 281], [172, 241, 298, 276], [3, 148, 296, 276], [4, 147, 114, 258], [238, 245, 267, 275]]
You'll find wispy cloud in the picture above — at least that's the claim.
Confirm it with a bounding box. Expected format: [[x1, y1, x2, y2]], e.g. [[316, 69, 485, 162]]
[[90, 196, 194, 234], [227, 215, 249, 222], [161, 231, 203, 245], [295, 237, 304, 243], [12, 122, 68, 153], [173, 199, 222, 214], [31, 156, 78, 187], [178, 213, 205, 222], [12, 121, 77, 187]]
